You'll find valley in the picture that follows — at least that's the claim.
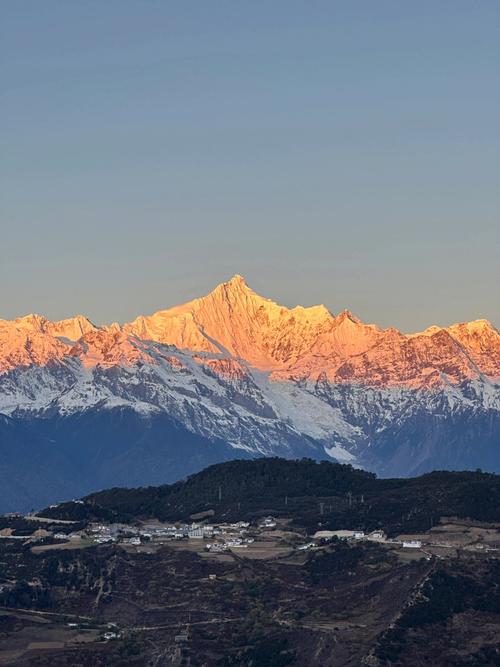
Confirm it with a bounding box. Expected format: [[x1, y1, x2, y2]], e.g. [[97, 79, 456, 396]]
[[0, 459, 499, 666]]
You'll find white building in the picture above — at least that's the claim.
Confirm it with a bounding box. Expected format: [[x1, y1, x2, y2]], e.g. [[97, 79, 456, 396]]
[[313, 530, 361, 540], [403, 540, 422, 549], [188, 527, 204, 539], [367, 530, 386, 541]]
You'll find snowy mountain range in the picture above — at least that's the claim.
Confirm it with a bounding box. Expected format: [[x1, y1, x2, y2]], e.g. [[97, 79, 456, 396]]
[[1, 275, 499, 512]]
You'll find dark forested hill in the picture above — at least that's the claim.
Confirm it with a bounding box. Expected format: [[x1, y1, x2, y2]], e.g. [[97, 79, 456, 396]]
[[40, 457, 500, 536]]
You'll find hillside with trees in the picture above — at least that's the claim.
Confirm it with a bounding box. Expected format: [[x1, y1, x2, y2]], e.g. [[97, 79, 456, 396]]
[[40, 458, 500, 536]]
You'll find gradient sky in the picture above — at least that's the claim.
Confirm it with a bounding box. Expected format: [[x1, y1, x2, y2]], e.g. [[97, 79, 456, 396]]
[[1, 1, 498, 331]]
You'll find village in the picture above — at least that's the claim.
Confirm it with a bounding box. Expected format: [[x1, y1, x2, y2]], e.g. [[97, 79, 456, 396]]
[[2, 509, 500, 560], [1, 509, 500, 663], [83, 517, 256, 552]]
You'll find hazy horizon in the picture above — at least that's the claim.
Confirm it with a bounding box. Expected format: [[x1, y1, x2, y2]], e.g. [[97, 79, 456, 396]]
[[2, 2, 498, 330]]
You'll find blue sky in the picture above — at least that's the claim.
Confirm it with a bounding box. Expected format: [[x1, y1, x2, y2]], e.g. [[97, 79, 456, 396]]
[[1, 1, 498, 330]]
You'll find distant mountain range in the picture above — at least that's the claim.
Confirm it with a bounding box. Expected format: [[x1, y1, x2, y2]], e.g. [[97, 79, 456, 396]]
[[1, 275, 499, 512]]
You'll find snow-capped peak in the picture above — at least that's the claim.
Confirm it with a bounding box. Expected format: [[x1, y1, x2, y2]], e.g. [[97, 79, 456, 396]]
[[1, 277, 498, 384]]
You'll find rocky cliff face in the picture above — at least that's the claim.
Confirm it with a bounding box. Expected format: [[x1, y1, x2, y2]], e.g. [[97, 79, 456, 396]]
[[0, 276, 498, 511]]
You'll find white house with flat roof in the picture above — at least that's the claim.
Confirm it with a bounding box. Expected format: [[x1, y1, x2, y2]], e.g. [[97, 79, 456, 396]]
[[403, 540, 422, 549]]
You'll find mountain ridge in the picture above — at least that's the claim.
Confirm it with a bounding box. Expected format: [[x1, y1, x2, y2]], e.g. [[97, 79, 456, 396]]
[[0, 276, 499, 512], [1, 274, 498, 383]]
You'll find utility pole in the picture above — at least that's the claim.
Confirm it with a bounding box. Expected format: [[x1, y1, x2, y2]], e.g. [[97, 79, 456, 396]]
[[218, 485, 222, 502]]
